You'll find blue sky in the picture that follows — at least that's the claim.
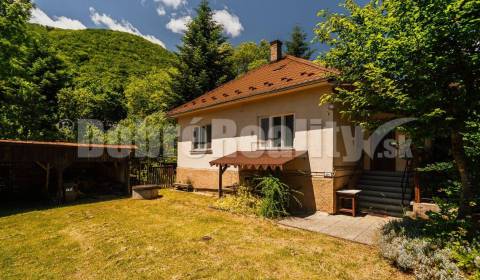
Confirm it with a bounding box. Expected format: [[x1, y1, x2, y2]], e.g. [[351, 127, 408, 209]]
[[31, 0, 368, 54]]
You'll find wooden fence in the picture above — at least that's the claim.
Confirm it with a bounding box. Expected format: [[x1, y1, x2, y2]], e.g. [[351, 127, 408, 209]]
[[130, 162, 176, 188]]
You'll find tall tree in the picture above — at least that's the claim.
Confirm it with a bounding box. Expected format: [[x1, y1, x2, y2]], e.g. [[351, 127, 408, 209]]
[[0, 0, 31, 79], [0, 0, 70, 140], [316, 0, 480, 218], [171, 0, 234, 104], [286, 26, 315, 60]]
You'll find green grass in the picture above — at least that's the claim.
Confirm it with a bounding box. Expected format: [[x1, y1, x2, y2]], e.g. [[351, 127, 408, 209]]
[[0, 190, 411, 279]]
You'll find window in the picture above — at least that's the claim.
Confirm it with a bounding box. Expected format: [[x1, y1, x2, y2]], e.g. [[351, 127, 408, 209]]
[[258, 114, 295, 149], [193, 125, 212, 151]]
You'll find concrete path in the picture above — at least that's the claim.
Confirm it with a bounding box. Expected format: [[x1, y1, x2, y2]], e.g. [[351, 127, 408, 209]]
[[278, 212, 394, 245]]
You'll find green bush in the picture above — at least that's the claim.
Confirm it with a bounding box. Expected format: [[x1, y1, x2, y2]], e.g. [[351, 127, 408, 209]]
[[380, 219, 464, 280], [212, 186, 261, 216], [255, 175, 301, 219]]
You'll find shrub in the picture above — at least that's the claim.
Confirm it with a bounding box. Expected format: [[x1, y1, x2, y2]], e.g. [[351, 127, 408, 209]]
[[255, 175, 301, 219], [380, 219, 465, 280], [451, 241, 480, 280], [212, 186, 261, 216]]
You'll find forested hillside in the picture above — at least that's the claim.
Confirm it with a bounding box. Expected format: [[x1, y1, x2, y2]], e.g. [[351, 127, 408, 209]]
[[28, 25, 176, 127], [38, 26, 174, 92]]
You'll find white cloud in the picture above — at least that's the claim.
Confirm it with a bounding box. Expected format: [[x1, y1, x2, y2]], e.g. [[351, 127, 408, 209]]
[[29, 7, 86, 30], [89, 7, 166, 48], [166, 16, 192, 34], [156, 6, 166, 16], [213, 9, 243, 38], [154, 0, 186, 9]]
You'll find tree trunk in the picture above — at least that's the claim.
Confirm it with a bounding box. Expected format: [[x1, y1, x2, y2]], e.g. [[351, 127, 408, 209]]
[[451, 131, 473, 218]]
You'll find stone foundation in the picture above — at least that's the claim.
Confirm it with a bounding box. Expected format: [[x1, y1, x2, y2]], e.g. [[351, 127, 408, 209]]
[[176, 167, 240, 190], [176, 167, 340, 213]]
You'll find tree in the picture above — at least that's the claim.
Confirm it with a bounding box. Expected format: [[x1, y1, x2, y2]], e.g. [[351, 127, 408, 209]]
[[0, 1, 70, 140], [171, 0, 234, 104], [124, 68, 178, 118], [231, 40, 270, 76], [286, 25, 315, 60], [316, 0, 480, 218], [0, 0, 31, 79]]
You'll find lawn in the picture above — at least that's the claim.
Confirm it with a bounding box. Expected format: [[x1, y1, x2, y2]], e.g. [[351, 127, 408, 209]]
[[0, 190, 411, 280]]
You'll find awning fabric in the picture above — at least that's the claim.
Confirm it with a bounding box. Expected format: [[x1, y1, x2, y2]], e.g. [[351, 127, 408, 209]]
[[209, 150, 307, 170]]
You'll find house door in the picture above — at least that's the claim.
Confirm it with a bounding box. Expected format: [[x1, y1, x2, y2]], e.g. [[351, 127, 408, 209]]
[[371, 131, 397, 171]]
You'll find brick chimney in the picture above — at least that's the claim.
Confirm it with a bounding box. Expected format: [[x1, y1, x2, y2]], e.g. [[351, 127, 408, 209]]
[[270, 40, 283, 62]]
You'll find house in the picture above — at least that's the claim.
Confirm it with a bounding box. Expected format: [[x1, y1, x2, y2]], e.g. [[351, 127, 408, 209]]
[[168, 41, 413, 215]]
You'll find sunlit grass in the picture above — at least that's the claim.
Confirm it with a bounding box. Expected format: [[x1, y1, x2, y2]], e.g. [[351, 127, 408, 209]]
[[0, 190, 411, 279]]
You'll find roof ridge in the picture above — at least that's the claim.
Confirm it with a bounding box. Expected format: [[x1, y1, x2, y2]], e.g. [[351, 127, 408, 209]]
[[284, 55, 338, 73]]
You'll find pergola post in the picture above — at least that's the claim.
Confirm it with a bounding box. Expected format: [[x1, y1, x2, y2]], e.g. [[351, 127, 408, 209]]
[[414, 172, 421, 203], [218, 165, 228, 198]]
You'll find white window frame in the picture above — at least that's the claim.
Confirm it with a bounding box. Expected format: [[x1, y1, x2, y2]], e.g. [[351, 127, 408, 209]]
[[258, 114, 295, 150], [192, 124, 212, 151]]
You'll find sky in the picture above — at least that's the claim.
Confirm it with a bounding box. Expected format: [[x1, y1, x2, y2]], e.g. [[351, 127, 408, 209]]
[[31, 0, 369, 54]]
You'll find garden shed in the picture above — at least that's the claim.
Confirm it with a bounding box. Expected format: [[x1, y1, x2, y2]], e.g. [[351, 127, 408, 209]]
[[0, 140, 136, 202]]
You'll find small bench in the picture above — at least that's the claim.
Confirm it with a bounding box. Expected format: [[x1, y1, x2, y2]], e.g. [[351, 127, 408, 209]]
[[132, 185, 161, 200], [336, 189, 362, 217]]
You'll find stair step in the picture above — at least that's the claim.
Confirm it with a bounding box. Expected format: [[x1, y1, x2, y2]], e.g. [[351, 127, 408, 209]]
[[359, 201, 405, 213], [363, 171, 404, 177], [358, 179, 405, 187], [360, 190, 412, 199], [361, 174, 412, 183], [359, 184, 411, 194], [359, 195, 410, 206], [359, 208, 404, 218]]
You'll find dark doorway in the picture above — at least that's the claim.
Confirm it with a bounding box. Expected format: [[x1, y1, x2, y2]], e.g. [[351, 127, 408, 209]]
[[371, 131, 397, 171]]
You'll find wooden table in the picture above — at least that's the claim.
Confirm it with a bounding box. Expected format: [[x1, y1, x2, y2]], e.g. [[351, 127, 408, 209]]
[[336, 189, 362, 217]]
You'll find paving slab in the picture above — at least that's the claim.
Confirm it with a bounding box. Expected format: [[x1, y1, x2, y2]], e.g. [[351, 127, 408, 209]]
[[278, 212, 395, 245]]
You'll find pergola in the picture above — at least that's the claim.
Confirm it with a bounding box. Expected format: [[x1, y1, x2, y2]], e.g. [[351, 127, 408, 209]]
[[209, 150, 306, 198]]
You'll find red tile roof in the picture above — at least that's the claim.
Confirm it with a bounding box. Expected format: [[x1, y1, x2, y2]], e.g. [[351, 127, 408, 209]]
[[209, 150, 307, 170], [168, 56, 337, 117]]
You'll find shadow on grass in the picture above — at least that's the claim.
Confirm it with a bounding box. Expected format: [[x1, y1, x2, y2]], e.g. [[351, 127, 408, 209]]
[[0, 194, 130, 218]]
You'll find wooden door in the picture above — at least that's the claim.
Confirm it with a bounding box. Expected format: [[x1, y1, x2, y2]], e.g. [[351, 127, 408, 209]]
[[371, 131, 397, 171]]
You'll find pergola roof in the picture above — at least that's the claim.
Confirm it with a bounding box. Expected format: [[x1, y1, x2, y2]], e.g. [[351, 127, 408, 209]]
[[210, 150, 307, 170]]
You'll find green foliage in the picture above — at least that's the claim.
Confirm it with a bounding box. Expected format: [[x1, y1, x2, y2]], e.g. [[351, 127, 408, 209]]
[[315, 0, 480, 217], [171, 0, 234, 104], [125, 68, 178, 118], [38, 26, 175, 124], [213, 186, 262, 216], [0, 0, 32, 78], [285, 25, 315, 59], [42, 27, 174, 93], [0, 2, 70, 140], [255, 175, 301, 219], [230, 40, 270, 76], [380, 218, 480, 279], [451, 242, 480, 279]]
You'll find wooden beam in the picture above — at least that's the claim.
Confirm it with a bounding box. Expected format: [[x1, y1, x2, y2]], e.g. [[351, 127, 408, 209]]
[[414, 172, 421, 203], [218, 165, 228, 198], [57, 166, 66, 203], [36, 161, 51, 196]]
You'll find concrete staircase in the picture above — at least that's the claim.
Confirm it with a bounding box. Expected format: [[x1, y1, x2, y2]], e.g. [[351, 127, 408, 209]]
[[357, 170, 413, 217]]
